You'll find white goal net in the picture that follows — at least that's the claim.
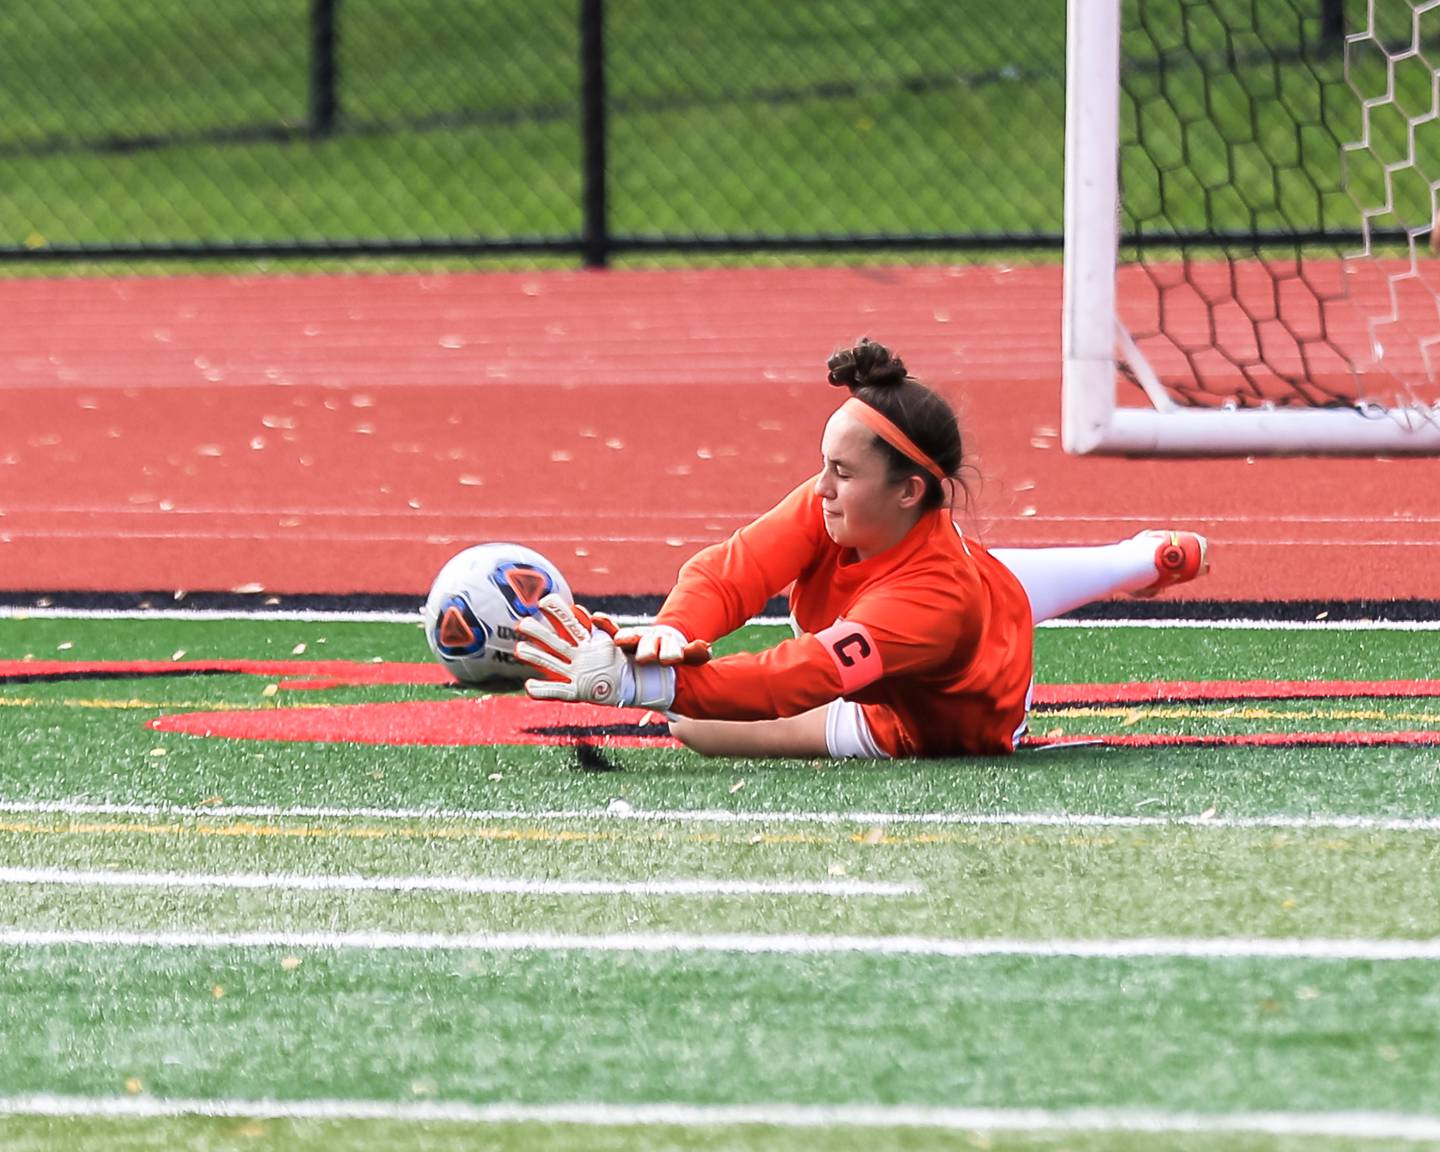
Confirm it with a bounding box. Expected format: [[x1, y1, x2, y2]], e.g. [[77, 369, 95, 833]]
[[1063, 0, 1440, 454]]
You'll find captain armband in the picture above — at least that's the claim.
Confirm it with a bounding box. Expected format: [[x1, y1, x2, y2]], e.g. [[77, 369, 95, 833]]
[[814, 619, 884, 694]]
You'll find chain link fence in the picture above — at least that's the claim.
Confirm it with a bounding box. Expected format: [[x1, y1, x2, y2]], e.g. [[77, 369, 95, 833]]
[[0, 1, 1355, 265], [0, 0, 1068, 264]]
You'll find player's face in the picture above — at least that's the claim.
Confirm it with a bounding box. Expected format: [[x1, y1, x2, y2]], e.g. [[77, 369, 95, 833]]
[[814, 410, 921, 558]]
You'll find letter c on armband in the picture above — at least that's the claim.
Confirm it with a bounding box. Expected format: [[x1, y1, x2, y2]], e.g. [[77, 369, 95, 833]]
[[815, 619, 883, 694]]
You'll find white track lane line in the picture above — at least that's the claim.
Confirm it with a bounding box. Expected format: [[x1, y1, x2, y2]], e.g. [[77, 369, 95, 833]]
[[0, 927, 1437, 961], [0, 1096, 1438, 1141], [1, 798, 1437, 834], [5, 606, 1440, 630], [12, 505, 1439, 525], [0, 528, 720, 545], [1, 505, 753, 519], [0, 607, 427, 624], [7, 529, 1440, 549], [0, 867, 915, 899]]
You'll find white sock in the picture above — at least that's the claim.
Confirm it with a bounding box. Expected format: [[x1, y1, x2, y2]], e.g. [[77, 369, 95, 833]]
[[992, 536, 1161, 625]]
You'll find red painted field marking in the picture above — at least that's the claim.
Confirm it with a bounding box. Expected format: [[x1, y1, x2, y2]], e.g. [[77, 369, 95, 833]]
[[1035, 679, 1440, 703], [5, 659, 1434, 751], [148, 695, 673, 748], [10, 659, 1440, 703], [0, 658, 453, 688], [1033, 731, 1440, 749], [144, 694, 1440, 751]]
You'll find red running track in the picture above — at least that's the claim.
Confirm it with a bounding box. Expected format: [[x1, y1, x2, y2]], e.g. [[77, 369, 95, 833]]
[[1, 267, 1438, 600]]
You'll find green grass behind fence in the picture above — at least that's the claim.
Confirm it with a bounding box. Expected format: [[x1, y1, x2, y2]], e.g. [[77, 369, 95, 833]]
[[0, 0, 1409, 255]]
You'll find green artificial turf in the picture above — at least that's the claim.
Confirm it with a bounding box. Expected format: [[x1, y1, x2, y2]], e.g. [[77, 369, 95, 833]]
[[1, 611, 1439, 1150], [0, 947, 1436, 1113]]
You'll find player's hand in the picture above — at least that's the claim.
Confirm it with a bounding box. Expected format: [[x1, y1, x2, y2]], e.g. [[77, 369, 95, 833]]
[[516, 595, 674, 710], [608, 621, 712, 666]]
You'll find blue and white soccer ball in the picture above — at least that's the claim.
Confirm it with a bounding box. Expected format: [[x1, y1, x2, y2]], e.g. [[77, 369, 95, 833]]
[[422, 542, 573, 685]]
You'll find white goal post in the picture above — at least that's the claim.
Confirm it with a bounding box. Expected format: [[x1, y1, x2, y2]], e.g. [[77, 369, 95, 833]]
[[1062, 0, 1440, 455]]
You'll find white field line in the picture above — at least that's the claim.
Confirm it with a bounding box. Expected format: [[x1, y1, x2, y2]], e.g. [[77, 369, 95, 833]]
[[1, 1096, 1439, 1141], [0, 927, 1438, 961], [0, 867, 915, 899], [3, 605, 1440, 630], [2, 798, 1439, 835]]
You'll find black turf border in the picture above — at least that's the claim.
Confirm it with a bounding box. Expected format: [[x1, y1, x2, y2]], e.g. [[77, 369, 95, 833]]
[[1, 590, 1438, 624]]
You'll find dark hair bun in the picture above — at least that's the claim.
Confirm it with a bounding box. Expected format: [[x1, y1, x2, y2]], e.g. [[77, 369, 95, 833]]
[[827, 337, 908, 390]]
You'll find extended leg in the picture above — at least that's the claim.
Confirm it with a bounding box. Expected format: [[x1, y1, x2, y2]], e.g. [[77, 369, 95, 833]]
[[991, 531, 1208, 625]]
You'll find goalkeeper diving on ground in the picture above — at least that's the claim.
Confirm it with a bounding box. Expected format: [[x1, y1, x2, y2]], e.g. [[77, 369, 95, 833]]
[[516, 337, 1208, 758]]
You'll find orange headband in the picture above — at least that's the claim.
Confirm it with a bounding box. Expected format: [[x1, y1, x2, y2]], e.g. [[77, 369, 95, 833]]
[[839, 397, 947, 483]]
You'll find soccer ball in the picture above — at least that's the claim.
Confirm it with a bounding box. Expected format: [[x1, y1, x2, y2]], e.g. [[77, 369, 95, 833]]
[[422, 542, 573, 685]]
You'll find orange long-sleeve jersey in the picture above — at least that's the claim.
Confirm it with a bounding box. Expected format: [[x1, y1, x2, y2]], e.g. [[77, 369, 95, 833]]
[[656, 478, 1034, 756]]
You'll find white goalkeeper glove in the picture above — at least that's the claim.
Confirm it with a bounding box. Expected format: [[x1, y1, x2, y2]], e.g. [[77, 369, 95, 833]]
[[603, 619, 712, 667], [516, 594, 675, 710]]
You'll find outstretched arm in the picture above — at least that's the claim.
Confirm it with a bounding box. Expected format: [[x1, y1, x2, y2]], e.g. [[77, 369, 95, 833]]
[[669, 707, 831, 758], [653, 478, 827, 644], [671, 576, 964, 722]]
